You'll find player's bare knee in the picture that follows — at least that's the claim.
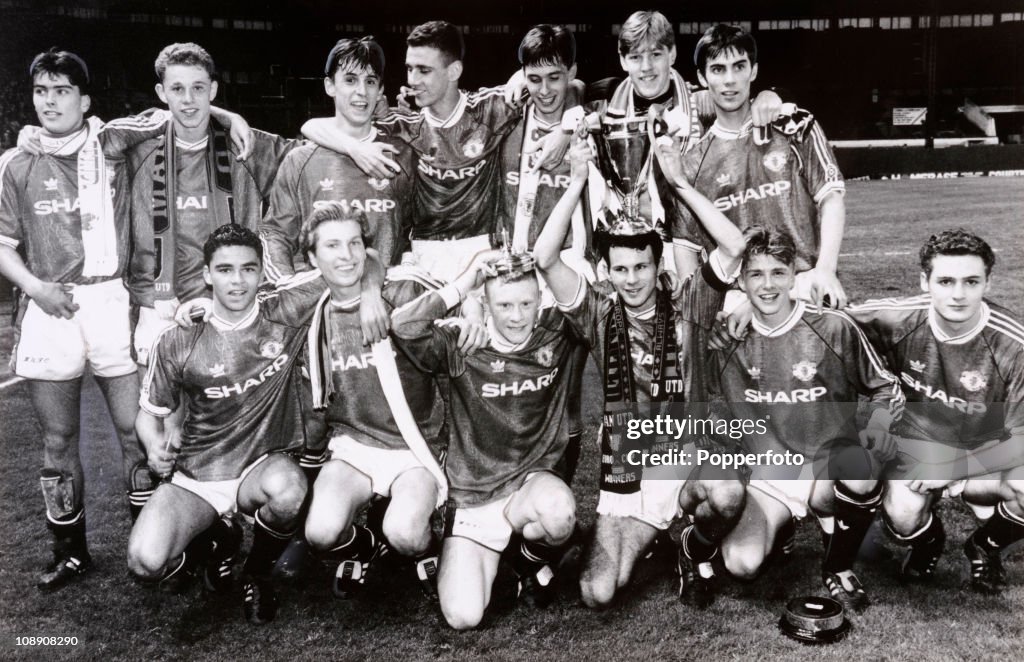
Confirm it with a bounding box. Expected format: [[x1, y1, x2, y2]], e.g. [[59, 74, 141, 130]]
[[840, 479, 878, 495], [707, 481, 746, 520], [579, 572, 616, 609], [263, 468, 307, 519], [127, 541, 168, 580], [305, 518, 344, 551], [440, 596, 485, 630], [381, 516, 430, 557], [722, 545, 762, 581]]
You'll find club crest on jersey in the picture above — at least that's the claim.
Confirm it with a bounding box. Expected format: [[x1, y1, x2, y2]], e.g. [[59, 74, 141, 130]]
[[748, 366, 762, 380], [910, 359, 926, 372], [792, 360, 817, 382], [534, 346, 555, 368], [260, 340, 284, 359], [44, 177, 59, 191], [319, 178, 335, 191], [763, 150, 788, 173], [716, 172, 731, 186], [490, 360, 506, 373], [210, 363, 226, 378], [463, 138, 484, 158], [959, 370, 987, 393], [367, 177, 390, 191]]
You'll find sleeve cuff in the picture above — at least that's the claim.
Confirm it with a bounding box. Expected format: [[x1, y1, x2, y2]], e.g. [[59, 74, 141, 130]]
[[0, 234, 20, 249], [814, 183, 846, 205], [671, 238, 702, 253], [437, 283, 464, 310], [707, 248, 740, 284]]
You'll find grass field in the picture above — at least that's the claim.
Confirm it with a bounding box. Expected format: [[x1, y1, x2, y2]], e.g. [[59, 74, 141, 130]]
[[0, 177, 1022, 661]]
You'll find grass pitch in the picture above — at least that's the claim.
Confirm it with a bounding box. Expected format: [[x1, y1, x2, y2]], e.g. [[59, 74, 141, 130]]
[[0, 177, 1021, 661]]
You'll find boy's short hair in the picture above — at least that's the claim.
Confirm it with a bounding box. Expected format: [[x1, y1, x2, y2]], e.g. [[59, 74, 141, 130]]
[[301, 202, 374, 256], [595, 230, 664, 267], [742, 226, 796, 269], [30, 48, 90, 92], [154, 42, 216, 81], [618, 11, 674, 56], [203, 224, 263, 265], [693, 23, 758, 72], [919, 228, 996, 277], [407, 21, 464, 63], [518, 24, 576, 69], [325, 36, 386, 78]]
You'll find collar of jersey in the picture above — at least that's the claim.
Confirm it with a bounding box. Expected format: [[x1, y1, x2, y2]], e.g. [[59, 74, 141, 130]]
[[40, 125, 90, 155], [625, 301, 656, 321], [527, 105, 560, 132], [424, 91, 467, 128], [211, 301, 259, 331], [174, 135, 209, 151], [330, 294, 361, 311], [487, 316, 535, 352], [710, 118, 753, 141], [752, 299, 804, 337], [929, 301, 990, 344]]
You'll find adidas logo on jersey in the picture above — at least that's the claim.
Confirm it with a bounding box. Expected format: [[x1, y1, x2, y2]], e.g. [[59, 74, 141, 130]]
[[900, 372, 988, 414], [716, 172, 731, 186], [747, 366, 762, 380], [744, 386, 827, 403], [910, 359, 926, 372], [482, 367, 559, 398], [204, 354, 289, 399], [44, 177, 59, 191], [713, 180, 791, 212], [490, 360, 506, 373], [320, 178, 335, 191], [210, 363, 226, 378]]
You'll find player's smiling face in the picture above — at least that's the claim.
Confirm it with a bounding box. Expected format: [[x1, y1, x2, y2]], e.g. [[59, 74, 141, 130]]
[[204, 245, 261, 320], [326, 64, 381, 132], [921, 254, 991, 333], [405, 46, 457, 110], [524, 62, 575, 119], [156, 64, 217, 140], [608, 246, 659, 310], [740, 253, 796, 325], [309, 219, 366, 297], [620, 39, 676, 99], [485, 276, 541, 345], [32, 73, 89, 136], [698, 48, 757, 116]]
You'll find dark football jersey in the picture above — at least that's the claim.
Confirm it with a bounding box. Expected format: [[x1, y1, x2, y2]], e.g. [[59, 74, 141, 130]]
[[140, 271, 325, 481], [392, 287, 578, 506], [260, 130, 415, 282], [127, 129, 296, 304], [848, 295, 1024, 451], [319, 279, 441, 450], [376, 88, 520, 240], [713, 301, 903, 465], [0, 113, 169, 284], [671, 119, 844, 272], [561, 255, 732, 406], [496, 105, 590, 252]]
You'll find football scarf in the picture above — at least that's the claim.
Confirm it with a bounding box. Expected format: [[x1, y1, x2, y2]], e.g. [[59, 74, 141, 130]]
[[600, 289, 678, 495], [150, 121, 233, 298], [306, 288, 448, 507], [41, 117, 118, 277], [511, 105, 586, 257]]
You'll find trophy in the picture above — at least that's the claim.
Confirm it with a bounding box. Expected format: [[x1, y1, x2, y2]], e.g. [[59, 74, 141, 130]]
[[493, 228, 536, 281], [581, 105, 675, 236]]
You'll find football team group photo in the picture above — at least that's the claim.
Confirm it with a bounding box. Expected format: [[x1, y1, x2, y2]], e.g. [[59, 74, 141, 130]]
[[0, 1, 1021, 659]]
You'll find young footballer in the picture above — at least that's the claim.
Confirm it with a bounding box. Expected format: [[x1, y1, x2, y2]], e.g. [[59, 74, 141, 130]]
[[128, 42, 299, 367], [131, 225, 334, 624], [848, 229, 1024, 594], [535, 135, 748, 609], [0, 49, 173, 591], [675, 24, 847, 314], [391, 248, 582, 629], [260, 37, 415, 282], [711, 227, 902, 611], [298, 202, 447, 600]]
